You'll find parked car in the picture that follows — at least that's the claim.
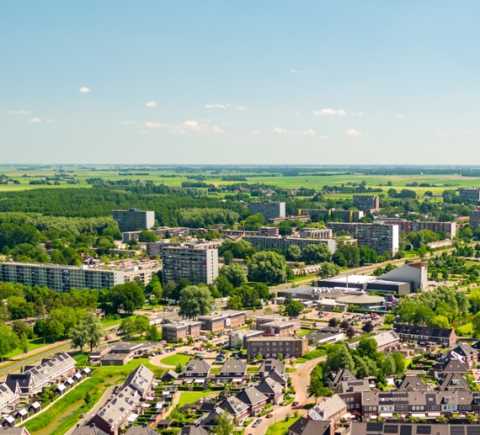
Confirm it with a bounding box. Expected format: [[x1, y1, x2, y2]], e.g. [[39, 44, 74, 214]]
[[292, 401, 299, 406], [266, 414, 273, 418], [252, 419, 262, 428]]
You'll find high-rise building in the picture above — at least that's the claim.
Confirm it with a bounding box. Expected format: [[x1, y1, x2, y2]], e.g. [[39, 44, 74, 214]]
[[459, 188, 480, 202], [0, 262, 124, 293], [356, 223, 399, 256], [161, 244, 218, 286], [112, 208, 155, 232], [249, 202, 286, 220], [299, 209, 364, 222], [471, 209, 480, 230], [352, 195, 380, 211]]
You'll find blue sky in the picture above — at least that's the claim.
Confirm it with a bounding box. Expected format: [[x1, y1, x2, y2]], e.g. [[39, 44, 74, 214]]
[[2, 1, 480, 164]]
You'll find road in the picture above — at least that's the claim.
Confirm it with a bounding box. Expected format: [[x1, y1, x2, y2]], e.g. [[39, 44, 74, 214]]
[[252, 355, 326, 435]]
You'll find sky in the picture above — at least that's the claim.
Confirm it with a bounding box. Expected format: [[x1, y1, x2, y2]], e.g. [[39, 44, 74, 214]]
[[2, 1, 480, 165]]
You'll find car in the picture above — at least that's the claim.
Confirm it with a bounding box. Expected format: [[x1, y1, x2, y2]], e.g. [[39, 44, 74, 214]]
[[252, 419, 262, 428], [80, 414, 86, 418], [292, 401, 299, 406], [266, 414, 273, 418]]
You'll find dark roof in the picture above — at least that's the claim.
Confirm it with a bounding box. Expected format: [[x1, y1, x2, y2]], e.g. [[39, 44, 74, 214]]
[[338, 379, 370, 393], [236, 387, 268, 406], [71, 425, 109, 435], [331, 369, 357, 387], [350, 423, 450, 435], [183, 359, 210, 375], [219, 359, 246, 375], [259, 358, 284, 375], [288, 417, 331, 435], [125, 427, 158, 435], [161, 370, 179, 380], [122, 365, 154, 396], [255, 377, 283, 396], [180, 427, 209, 435], [435, 358, 469, 373], [396, 375, 427, 392], [438, 373, 471, 391], [306, 328, 343, 343], [393, 323, 454, 340], [450, 343, 478, 358]]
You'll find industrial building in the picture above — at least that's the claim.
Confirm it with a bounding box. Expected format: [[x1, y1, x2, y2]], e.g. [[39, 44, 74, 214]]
[[353, 195, 380, 211], [112, 208, 155, 232], [249, 201, 286, 220], [161, 244, 218, 286], [356, 223, 399, 256], [0, 262, 124, 293]]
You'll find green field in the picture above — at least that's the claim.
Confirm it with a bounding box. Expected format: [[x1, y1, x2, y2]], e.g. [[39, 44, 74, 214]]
[[177, 391, 218, 407], [159, 353, 192, 366], [457, 322, 473, 335], [0, 165, 479, 197], [265, 416, 301, 435]]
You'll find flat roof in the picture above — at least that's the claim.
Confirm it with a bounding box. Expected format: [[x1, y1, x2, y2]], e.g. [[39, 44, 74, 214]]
[[323, 275, 376, 284], [337, 294, 384, 304]]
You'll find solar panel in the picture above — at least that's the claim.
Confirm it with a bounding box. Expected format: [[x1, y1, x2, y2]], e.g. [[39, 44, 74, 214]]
[[367, 423, 384, 432], [417, 426, 431, 435], [467, 428, 480, 435], [451, 428, 465, 435], [351, 381, 365, 386], [384, 425, 399, 434], [379, 393, 392, 398], [400, 426, 412, 435], [432, 329, 440, 336], [442, 330, 451, 337]]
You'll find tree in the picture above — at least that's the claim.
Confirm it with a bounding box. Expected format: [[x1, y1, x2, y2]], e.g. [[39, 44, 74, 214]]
[[328, 318, 338, 328], [302, 244, 331, 265], [178, 286, 214, 319], [325, 345, 355, 372], [71, 311, 105, 352], [472, 312, 480, 338], [146, 325, 160, 341], [214, 276, 234, 297], [392, 352, 406, 375], [285, 300, 304, 317], [219, 264, 247, 288], [362, 321, 374, 333], [286, 245, 302, 261], [256, 351, 263, 361], [49, 307, 81, 336], [357, 337, 378, 360], [383, 355, 396, 376], [248, 251, 288, 284], [138, 230, 159, 242], [119, 317, 137, 339], [307, 377, 329, 404], [20, 333, 28, 354], [134, 315, 150, 336], [212, 409, 235, 435], [175, 362, 184, 373], [339, 320, 349, 330], [317, 262, 341, 279], [43, 319, 65, 341], [108, 283, 145, 314], [0, 324, 19, 361], [223, 250, 234, 265], [84, 391, 92, 404], [12, 320, 30, 339], [384, 313, 395, 325], [430, 315, 450, 329], [345, 326, 355, 339]]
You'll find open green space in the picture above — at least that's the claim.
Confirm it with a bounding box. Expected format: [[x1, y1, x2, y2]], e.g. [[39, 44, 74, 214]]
[[297, 329, 314, 337], [159, 353, 192, 367], [457, 322, 473, 335], [3, 338, 60, 360], [265, 416, 301, 435]]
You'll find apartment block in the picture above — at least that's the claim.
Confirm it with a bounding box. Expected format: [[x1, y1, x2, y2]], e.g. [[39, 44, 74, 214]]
[[459, 188, 480, 202], [249, 202, 286, 220], [0, 262, 124, 293], [123, 266, 161, 285], [198, 311, 246, 332], [161, 244, 218, 285], [258, 227, 279, 237], [162, 321, 202, 343], [376, 219, 457, 238], [471, 208, 480, 230], [327, 222, 361, 235], [243, 235, 336, 253], [299, 228, 333, 239], [245, 336, 308, 359], [122, 226, 189, 243], [299, 209, 364, 222], [356, 223, 399, 256], [353, 196, 380, 211], [393, 323, 456, 347], [112, 208, 155, 232], [256, 319, 300, 336]]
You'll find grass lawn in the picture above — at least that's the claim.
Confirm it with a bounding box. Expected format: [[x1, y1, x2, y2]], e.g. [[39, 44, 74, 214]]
[[297, 329, 314, 337], [292, 274, 317, 283], [266, 416, 301, 435], [101, 314, 132, 328], [159, 354, 192, 367], [177, 391, 217, 407], [3, 338, 60, 360], [457, 322, 473, 335]]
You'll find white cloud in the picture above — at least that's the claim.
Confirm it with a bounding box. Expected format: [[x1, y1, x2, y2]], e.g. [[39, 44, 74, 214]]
[[184, 120, 200, 128], [29, 118, 41, 123], [146, 101, 157, 107], [145, 122, 165, 128], [205, 104, 232, 109], [251, 130, 260, 134], [351, 112, 363, 116], [122, 121, 136, 125], [46, 119, 55, 123], [293, 110, 300, 115], [234, 106, 246, 110], [319, 135, 329, 140], [313, 108, 346, 116], [274, 127, 288, 133], [6, 110, 31, 115], [79, 87, 91, 93], [212, 126, 224, 133], [291, 69, 303, 74], [346, 129, 362, 136], [303, 129, 316, 135], [395, 114, 404, 118]]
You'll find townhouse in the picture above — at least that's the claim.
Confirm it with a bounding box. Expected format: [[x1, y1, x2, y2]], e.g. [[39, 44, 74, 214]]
[[217, 396, 250, 424], [350, 423, 451, 435], [307, 394, 347, 422], [0, 383, 20, 414], [235, 387, 269, 416], [393, 324, 457, 347], [255, 377, 284, 404], [218, 360, 247, 382], [438, 373, 470, 391], [395, 375, 428, 392], [182, 359, 210, 385], [288, 417, 332, 435], [448, 343, 479, 366], [6, 353, 76, 396]]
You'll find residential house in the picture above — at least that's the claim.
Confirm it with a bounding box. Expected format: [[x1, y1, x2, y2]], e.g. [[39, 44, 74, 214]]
[[349, 423, 451, 435], [218, 360, 246, 381], [328, 370, 356, 391], [1, 429, 32, 435], [396, 375, 427, 392], [255, 377, 284, 404], [236, 387, 268, 416], [180, 427, 209, 435], [288, 417, 332, 435], [124, 426, 158, 435], [160, 370, 179, 383], [182, 359, 210, 384], [393, 324, 456, 347], [432, 358, 470, 377], [259, 359, 285, 377], [217, 396, 250, 424], [0, 383, 20, 414], [307, 395, 347, 422], [448, 344, 479, 367], [349, 331, 400, 353], [122, 364, 154, 398], [438, 373, 471, 391]]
